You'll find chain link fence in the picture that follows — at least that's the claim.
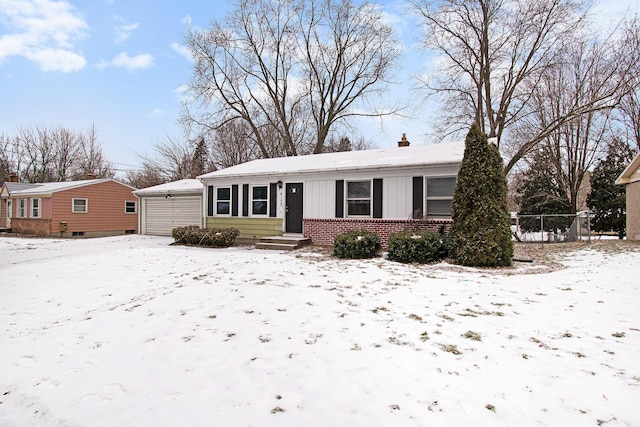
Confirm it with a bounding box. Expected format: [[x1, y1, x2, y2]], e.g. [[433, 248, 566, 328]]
[[512, 211, 592, 243]]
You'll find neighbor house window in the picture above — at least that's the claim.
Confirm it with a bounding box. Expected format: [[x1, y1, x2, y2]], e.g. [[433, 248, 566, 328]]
[[426, 177, 456, 217], [31, 198, 41, 218], [252, 186, 268, 215], [347, 180, 371, 216], [125, 201, 136, 214], [72, 198, 88, 213], [216, 187, 231, 215], [18, 199, 26, 218]]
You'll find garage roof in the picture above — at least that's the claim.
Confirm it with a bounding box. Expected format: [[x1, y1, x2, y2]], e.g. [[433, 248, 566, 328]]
[[134, 179, 203, 196]]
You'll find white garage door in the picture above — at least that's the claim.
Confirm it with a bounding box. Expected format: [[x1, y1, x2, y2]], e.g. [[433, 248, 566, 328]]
[[143, 196, 202, 236]]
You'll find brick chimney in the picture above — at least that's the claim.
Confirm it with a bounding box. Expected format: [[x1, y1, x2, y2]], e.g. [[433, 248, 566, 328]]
[[8, 172, 18, 183], [86, 172, 97, 180], [398, 133, 410, 147]]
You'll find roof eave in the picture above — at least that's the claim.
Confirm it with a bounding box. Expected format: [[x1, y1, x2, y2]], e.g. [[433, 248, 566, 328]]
[[198, 161, 462, 181]]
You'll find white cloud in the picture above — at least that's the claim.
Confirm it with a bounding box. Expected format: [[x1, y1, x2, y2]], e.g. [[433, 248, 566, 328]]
[[170, 42, 192, 61], [97, 51, 154, 71], [113, 15, 139, 44], [147, 108, 164, 118], [174, 84, 192, 103], [0, 0, 88, 72]]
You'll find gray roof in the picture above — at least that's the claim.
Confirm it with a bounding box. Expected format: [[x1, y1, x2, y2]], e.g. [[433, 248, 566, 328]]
[[2, 179, 136, 196]]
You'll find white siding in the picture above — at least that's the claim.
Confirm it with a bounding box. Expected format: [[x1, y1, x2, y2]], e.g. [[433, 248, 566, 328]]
[[142, 196, 202, 236], [383, 176, 412, 219], [304, 179, 335, 218]]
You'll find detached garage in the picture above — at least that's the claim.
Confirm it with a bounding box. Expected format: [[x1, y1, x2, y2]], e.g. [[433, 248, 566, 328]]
[[134, 179, 203, 236]]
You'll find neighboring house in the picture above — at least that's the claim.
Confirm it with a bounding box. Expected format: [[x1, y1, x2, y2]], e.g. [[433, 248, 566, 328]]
[[198, 139, 464, 246], [616, 151, 640, 241], [0, 177, 138, 237], [134, 179, 204, 236]]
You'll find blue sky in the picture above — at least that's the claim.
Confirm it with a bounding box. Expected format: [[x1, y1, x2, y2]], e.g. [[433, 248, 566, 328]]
[[0, 0, 637, 176]]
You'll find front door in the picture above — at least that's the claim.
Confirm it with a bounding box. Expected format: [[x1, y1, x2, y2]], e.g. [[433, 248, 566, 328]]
[[285, 182, 303, 233], [6, 199, 11, 228]]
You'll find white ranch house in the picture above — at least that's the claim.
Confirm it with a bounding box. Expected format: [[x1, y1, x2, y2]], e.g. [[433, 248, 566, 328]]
[[197, 140, 464, 247]]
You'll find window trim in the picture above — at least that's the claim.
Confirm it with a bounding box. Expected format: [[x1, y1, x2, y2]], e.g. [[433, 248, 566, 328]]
[[426, 176, 456, 218], [346, 180, 372, 218], [125, 200, 137, 214], [72, 198, 88, 214], [251, 185, 269, 216], [31, 198, 41, 218], [215, 186, 232, 216], [17, 198, 27, 218]]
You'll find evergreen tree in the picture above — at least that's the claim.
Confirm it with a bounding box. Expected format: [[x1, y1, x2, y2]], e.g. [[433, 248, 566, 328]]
[[450, 123, 513, 267], [587, 140, 635, 239], [516, 148, 572, 232], [191, 137, 208, 178]]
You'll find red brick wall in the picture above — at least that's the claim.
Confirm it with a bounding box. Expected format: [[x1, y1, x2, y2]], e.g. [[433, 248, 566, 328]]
[[303, 218, 452, 248]]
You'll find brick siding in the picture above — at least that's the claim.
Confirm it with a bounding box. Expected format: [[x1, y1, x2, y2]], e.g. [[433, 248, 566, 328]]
[[303, 218, 452, 248]]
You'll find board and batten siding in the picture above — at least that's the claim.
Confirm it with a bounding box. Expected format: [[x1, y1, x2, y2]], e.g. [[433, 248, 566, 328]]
[[142, 196, 202, 236], [303, 179, 335, 219], [51, 180, 137, 233]]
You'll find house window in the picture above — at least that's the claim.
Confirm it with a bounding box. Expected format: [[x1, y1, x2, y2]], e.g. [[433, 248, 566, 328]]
[[216, 187, 231, 215], [252, 186, 268, 215], [426, 177, 456, 217], [72, 198, 88, 213], [125, 201, 136, 214], [31, 198, 41, 218], [18, 199, 26, 218], [347, 180, 371, 216]]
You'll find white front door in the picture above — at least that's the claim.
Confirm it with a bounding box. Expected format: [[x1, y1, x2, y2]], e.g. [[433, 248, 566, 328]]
[[6, 199, 12, 228]]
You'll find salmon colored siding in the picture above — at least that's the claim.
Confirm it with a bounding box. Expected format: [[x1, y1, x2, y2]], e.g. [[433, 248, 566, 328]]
[[0, 200, 6, 228], [42, 197, 53, 218], [51, 181, 137, 233]]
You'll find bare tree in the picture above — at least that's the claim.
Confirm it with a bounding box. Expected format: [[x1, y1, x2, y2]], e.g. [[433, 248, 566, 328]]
[[74, 124, 116, 180], [126, 135, 204, 188], [124, 160, 167, 190], [412, 0, 632, 173], [208, 120, 258, 169], [615, 15, 640, 150], [1, 125, 115, 183], [183, 0, 306, 158], [182, 0, 399, 158], [323, 134, 375, 152], [514, 36, 620, 212], [300, 0, 400, 153]]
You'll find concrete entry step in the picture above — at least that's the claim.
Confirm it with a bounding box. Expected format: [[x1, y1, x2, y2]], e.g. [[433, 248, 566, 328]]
[[255, 235, 311, 250]]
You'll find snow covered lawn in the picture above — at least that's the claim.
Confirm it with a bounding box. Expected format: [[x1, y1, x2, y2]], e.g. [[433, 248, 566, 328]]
[[1, 236, 639, 426]]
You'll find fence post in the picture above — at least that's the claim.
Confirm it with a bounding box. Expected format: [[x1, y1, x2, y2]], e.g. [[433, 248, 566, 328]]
[[540, 215, 544, 245]]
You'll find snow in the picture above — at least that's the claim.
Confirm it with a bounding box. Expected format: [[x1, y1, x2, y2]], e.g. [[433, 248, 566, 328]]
[[1, 235, 639, 426], [7, 179, 120, 196], [133, 179, 203, 196], [198, 141, 465, 179]]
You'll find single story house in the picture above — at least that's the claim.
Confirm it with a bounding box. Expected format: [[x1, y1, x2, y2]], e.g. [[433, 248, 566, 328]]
[[0, 177, 138, 237], [198, 138, 465, 246], [133, 179, 204, 236], [616, 151, 640, 241]]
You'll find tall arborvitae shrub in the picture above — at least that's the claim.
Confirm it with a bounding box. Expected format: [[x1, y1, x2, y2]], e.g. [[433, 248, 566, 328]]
[[450, 123, 513, 267]]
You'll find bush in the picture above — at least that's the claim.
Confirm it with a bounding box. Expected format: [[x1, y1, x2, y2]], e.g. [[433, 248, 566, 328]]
[[387, 230, 446, 264], [172, 226, 240, 248], [333, 229, 381, 259]]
